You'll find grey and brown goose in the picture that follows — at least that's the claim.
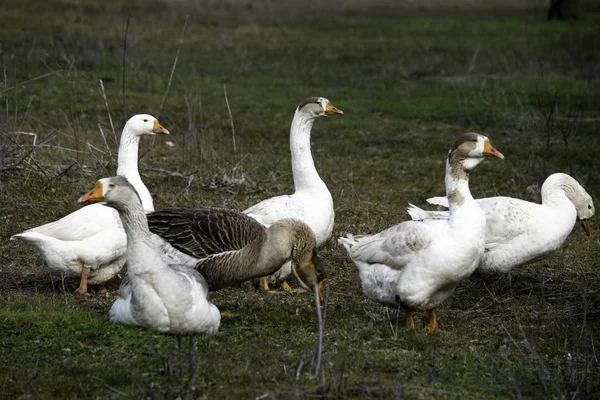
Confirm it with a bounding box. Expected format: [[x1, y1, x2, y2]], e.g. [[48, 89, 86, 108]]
[[147, 207, 327, 295], [147, 206, 329, 375]]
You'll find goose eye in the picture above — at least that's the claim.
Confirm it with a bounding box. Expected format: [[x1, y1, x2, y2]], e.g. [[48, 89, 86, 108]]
[[589, 205, 592, 210], [143, 119, 148, 122]]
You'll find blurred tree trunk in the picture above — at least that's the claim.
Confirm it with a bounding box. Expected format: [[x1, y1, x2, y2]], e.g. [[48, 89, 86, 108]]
[[547, 0, 582, 20]]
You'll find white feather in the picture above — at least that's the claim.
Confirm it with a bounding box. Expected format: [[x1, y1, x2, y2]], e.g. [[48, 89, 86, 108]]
[[406, 173, 595, 273]]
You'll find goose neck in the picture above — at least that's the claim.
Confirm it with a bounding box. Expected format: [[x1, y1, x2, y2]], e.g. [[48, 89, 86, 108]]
[[118, 202, 152, 243], [116, 126, 154, 212], [444, 158, 475, 214], [258, 228, 293, 272], [541, 174, 577, 208], [116, 128, 141, 181], [289, 110, 324, 192]]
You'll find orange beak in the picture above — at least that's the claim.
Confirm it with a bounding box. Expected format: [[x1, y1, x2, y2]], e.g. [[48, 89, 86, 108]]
[[580, 219, 591, 236], [317, 279, 327, 301], [152, 119, 170, 135], [483, 140, 505, 159], [324, 102, 344, 116], [78, 181, 104, 204]]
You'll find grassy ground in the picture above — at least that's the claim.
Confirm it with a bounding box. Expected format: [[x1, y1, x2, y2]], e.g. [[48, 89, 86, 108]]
[[1, 0, 599, 398]]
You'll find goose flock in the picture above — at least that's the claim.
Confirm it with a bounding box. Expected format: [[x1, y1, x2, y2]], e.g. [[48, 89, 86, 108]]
[[11, 97, 595, 369]]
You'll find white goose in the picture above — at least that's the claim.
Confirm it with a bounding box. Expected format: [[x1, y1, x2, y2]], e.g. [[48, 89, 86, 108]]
[[244, 97, 343, 293], [78, 176, 221, 332], [11, 114, 169, 294], [339, 133, 504, 331], [78, 176, 220, 373], [407, 173, 594, 274]]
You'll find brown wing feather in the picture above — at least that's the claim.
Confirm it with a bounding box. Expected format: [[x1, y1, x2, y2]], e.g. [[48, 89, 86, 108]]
[[147, 207, 266, 259]]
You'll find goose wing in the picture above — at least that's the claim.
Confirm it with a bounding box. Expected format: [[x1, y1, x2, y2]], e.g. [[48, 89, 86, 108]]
[[147, 206, 265, 259], [12, 204, 120, 241], [348, 219, 442, 270], [478, 197, 537, 250]]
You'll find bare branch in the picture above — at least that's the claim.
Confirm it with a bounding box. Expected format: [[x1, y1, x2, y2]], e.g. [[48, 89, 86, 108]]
[[97, 122, 113, 160], [223, 83, 237, 157], [99, 79, 118, 146], [0, 70, 61, 95], [0, 131, 51, 180]]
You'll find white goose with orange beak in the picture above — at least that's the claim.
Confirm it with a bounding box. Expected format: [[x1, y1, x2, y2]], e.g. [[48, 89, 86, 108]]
[[407, 172, 594, 274], [243, 97, 343, 294], [339, 133, 505, 332], [11, 114, 169, 294]]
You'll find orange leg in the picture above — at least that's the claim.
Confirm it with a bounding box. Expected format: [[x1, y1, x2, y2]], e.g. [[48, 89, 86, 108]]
[[282, 280, 308, 294], [425, 308, 438, 332], [75, 267, 90, 295], [259, 277, 288, 295], [317, 280, 326, 301], [220, 311, 236, 318], [259, 277, 270, 292], [405, 307, 415, 328]]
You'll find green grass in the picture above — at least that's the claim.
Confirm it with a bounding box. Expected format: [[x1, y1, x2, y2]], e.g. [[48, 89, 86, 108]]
[[1, 0, 599, 398]]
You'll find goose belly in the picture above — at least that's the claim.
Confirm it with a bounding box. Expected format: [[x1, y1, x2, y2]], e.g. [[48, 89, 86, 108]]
[[41, 242, 126, 282], [311, 211, 335, 247], [357, 266, 465, 311], [393, 239, 483, 310], [124, 277, 170, 331], [355, 261, 403, 307], [87, 258, 127, 284], [479, 232, 566, 273], [30, 227, 126, 279], [125, 270, 218, 334]]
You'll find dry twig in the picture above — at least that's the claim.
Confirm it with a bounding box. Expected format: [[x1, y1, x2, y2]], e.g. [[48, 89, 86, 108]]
[[99, 79, 118, 146], [223, 83, 237, 158]]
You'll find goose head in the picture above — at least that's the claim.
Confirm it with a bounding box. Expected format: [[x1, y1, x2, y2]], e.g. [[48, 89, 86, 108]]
[[297, 97, 343, 119], [292, 245, 327, 301], [571, 185, 595, 236], [271, 219, 327, 300], [448, 132, 504, 175], [124, 114, 170, 137], [78, 176, 142, 211], [544, 173, 595, 236]]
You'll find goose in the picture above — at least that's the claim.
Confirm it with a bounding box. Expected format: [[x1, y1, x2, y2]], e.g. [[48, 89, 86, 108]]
[[78, 176, 220, 375], [406, 173, 595, 274], [243, 97, 343, 293], [339, 133, 505, 331], [146, 207, 327, 298], [11, 114, 169, 294], [146, 204, 329, 373]]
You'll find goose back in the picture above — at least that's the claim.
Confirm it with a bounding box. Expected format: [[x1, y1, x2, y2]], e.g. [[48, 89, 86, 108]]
[[148, 207, 265, 257], [148, 207, 272, 290]]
